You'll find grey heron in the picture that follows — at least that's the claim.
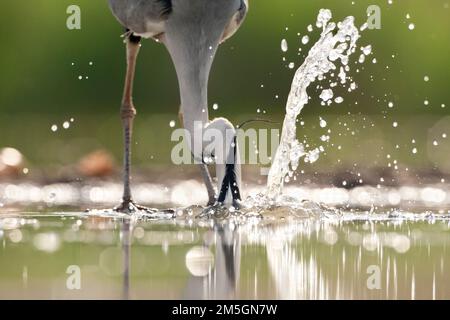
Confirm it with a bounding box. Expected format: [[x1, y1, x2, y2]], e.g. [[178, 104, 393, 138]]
[[108, 0, 248, 213]]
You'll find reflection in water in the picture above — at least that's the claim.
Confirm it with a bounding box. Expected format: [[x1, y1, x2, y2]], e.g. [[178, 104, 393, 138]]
[[121, 219, 131, 300], [242, 218, 450, 299], [183, 223, 241, 299], [0, 211, 449, 299]]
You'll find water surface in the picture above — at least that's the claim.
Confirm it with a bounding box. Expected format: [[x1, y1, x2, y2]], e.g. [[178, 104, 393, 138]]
[[1, 192, 449, 299]]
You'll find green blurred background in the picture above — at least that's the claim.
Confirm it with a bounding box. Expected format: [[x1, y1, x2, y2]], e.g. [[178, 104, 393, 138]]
[[0, 0, 449, 181]]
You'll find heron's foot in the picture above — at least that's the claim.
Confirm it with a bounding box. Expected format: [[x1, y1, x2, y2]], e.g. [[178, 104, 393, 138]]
[[201, 203, 228, 219], [114, 200, 157, 215], [207, 196, 216, 207], [114, 201, 176, 220], [200, 201, 243, 219]]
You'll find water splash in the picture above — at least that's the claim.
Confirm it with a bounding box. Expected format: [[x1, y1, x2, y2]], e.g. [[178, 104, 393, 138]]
[[266, 9, 362, 198]]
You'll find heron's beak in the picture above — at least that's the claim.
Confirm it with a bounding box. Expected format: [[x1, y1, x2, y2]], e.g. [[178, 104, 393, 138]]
[[217, 136, 242, 207]]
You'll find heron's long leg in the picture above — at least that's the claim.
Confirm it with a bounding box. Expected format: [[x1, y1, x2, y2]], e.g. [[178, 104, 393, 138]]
[[119, 34, 141, 210], [200, 163, 216, 206]]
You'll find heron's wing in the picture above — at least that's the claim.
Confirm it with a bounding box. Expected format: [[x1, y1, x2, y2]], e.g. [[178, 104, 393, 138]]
[[108, 0, 172, 38], [221, 0, 248, 42]]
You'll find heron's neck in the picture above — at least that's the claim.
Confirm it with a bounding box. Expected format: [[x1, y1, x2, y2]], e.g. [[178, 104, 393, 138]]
[[166, 44, 218, 132], [163, 0, 239, 130]]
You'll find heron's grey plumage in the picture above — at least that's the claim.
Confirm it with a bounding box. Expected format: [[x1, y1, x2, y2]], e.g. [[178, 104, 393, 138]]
[[109, 0, 247, 40], [109, 0, 172, 37]]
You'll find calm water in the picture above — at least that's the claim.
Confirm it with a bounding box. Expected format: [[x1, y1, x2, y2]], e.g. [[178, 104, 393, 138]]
[[1, 183, 449, 299]]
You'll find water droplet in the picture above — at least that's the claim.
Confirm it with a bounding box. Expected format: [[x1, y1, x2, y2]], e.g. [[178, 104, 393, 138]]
[[281, 39, 288, 52], [424, 75, 429, 82], [212, 103, 219, 110], [424, 100, 429, 106], [288, 62, 295, 69], [408, 23, 415, 30], [319, 89, 334, 102], [51, 125, 58, 132], [388, 102, 394, 108], [361, 45, 372, 55], [335, 97, 344, 104], [358, 54, 366, 64], [319, 117, 327, 128], [433, 140, 438, 146], [412, 147, 418, 154], [169, 120, 176, 128], [301, 35, 309, 45], [393, 121, 398, 128], [63, 121, 70, 129]]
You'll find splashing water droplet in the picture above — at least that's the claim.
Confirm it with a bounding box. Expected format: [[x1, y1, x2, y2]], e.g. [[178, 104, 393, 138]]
[[281, 39, 288, 52], [301, 35, 310, 45], [358, 54, 366, 64], [51, 125, 58, 132], [408, 23, 415, 30], [267, 10, 362, 198], [169, 120, 176, 128], [361, 45, 372, 55], [335, 97, 344, 104], [319, 117, 327, 128], [63, 121, 70, 129], [320, 89, 334, 102], [212, 103, 219, 110], [305, 148, 321, 163], [316, 9, 332, 29]]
